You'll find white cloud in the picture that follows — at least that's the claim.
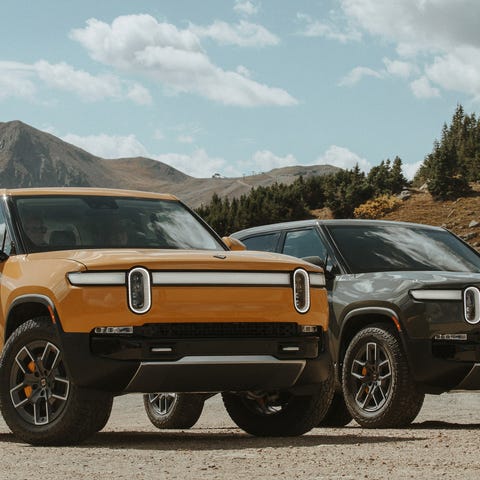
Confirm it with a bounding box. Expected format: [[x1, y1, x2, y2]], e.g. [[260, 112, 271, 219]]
[[34, 60, 123, 101], [403, 160, 423, 180], [70, 14, 296, 107], [177, 135, 194, 144], [338, 66, 383, 87], [249, 150, 297, 173], [383, 58, 418, 78], [155, 149, 229, 178], [61, 133, 149, 159], [0, 60, 151, 105], [0, 61, 37, 100], [234, 1, 259, 16], [410, 76, 440, 99], [297, 12, 361, 43], [126, 83, 153, 105], [336, 0, 480, 100], [316, 145, 371, 172], [60, 131, 230, 177], [424, 46, 480, 100], [190, 20, 279, 47]]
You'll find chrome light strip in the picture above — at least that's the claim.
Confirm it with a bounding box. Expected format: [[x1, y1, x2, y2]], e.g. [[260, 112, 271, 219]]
[[151, 271, 291, 286], [410, 289, 462, 301], [68, 272, 126, 285]]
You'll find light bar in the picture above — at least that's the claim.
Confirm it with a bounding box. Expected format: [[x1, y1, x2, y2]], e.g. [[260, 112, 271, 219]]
[[410, 289, 462, 301], [309, 273, 326, 287], [151, 271, 291, 286], [68, 272, 125, 285]]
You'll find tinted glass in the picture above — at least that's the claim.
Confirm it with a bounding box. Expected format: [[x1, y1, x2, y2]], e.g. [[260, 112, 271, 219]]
[[327, 224, 480, 273], [241, 233, 280, 252], [283, 229, 327, 260], [14, 196, 223, 253]]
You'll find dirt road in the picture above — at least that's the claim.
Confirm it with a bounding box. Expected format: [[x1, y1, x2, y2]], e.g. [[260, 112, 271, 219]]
[[0, 392, 479, 480]]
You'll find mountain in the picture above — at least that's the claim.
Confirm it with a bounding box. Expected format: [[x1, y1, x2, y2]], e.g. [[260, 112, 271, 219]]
[[0, 121, 340, 207]]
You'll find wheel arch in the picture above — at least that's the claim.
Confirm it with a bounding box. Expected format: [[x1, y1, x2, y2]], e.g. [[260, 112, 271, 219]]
[[4, 294, 60, 343], [337, 306, 407, 382]]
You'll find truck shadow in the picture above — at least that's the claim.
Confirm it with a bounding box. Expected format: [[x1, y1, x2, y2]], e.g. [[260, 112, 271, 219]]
[[81, 430, 423, 450]]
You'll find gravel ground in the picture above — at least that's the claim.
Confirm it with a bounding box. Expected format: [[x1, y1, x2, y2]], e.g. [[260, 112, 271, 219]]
[[0, 392, 479, 480]]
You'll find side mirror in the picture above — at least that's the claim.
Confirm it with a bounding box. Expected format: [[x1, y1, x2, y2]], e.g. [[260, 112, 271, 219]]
[[301, 255, 336, 280], [301, 256, 325, 269], [222, 236, 246, 251]]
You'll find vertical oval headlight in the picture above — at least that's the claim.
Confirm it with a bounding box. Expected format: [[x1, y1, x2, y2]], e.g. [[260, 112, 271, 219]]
[[464, 286, 480, 324], [293, 269, 310, 314], [128, 267, 151, 314]]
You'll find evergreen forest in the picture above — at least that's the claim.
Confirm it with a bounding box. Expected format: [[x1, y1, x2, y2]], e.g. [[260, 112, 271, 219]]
[[197, 105, 479, 236]]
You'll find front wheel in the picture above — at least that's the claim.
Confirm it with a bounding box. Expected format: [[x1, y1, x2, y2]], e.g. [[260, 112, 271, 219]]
[[342, 325, 424, 428], [143, 393, 205, 429], [0, 317, 113, 445]]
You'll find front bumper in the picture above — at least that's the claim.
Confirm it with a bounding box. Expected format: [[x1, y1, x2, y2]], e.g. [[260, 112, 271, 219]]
[[60, 330, 331, 394], [407, 337, 480, 392]]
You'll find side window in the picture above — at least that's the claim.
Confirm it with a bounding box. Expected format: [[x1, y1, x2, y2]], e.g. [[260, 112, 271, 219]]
[[0, 207, 12, 256], [282, 229, 327, 260], [241, 233, 281, 252]]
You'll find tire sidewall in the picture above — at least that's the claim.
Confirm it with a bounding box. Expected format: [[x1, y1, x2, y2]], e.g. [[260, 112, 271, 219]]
[[342, 326, 400, 424]]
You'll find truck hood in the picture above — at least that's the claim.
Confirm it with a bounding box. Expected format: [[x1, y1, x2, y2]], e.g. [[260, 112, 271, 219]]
[[30, 249, 323, 273]]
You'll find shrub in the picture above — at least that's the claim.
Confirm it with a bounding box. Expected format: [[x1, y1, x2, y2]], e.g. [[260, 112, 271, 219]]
[[354, 194, 402, 219]]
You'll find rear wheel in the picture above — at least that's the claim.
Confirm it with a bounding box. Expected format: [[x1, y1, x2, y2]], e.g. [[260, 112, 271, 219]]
[[0, 317, 113, 445], [342, 325, 424, 428], [143, 393, 205, 429], [222, 369, 333, 436]]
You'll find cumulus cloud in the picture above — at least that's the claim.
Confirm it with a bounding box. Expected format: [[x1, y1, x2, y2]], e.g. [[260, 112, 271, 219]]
[[316, 145, 371, 172], [410, 76, 440, 99], [338, 66, 383, 87], [62, 133, 149, 159], [58, 129, 373, 179], [296, 12, 361, 43], [234, 1, 259, 16], [60, 131, 230, 177], [70, 14, 296, 107], [248, 150, 297, 173], [334, 0, 480, 100], [0, 60, 151, 105], [382, 58, 418, 78], [190, 20, 279, 47], [0, 61, 37, 100], [403, 160, 423, 180]]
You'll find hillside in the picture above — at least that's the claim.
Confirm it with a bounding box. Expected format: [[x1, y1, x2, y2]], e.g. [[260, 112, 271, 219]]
[[0, 120, 340, 208], [380, 185, 480, 248]]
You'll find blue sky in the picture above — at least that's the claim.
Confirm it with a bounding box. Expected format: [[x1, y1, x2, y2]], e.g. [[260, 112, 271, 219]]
[[1, 1, 479, 180]]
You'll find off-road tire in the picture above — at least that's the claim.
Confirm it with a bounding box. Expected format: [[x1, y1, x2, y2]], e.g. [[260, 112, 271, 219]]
[[318, 391, 352, 427], [342, 325, 425, 428], [0, 317, 113, 445], [143, 393, 205, 429], [222, 367, 334, 437]]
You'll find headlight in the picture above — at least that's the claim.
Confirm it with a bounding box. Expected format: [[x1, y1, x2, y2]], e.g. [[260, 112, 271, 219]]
[[293, 269, 310, 314]]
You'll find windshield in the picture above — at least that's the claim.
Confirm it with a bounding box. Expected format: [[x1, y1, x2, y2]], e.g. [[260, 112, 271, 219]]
[[326, 224, 480, 273], [14, 195, 224, 253]]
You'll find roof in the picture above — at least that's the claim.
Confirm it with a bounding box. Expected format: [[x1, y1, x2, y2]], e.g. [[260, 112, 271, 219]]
[[0, 187, 177, 201], [231, 218, 443, 238]]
